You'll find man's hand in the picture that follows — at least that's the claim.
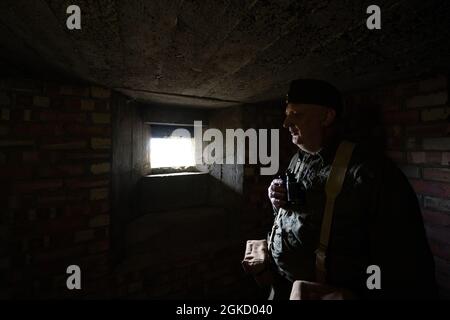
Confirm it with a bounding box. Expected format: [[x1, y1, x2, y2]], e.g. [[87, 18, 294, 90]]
[[268, 178, 287, 210]]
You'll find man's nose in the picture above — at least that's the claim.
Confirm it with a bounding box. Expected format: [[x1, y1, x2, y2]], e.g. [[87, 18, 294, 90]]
[[283, 117, 290, 128]]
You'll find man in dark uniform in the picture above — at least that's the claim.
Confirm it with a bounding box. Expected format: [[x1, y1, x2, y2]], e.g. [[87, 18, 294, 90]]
[[266, 79, 437, 299]]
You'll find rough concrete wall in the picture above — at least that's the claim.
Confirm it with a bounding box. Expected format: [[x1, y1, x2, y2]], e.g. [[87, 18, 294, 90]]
[[2, 1, 449, 106], [111, 104, 262, 299], [0, 78, 112, 298], [207, 106, 244, 195], [206, 106, 249, 249]]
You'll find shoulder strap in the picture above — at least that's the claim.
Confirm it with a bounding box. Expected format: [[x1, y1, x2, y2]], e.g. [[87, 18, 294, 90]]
[[315, 140, 355, 283]]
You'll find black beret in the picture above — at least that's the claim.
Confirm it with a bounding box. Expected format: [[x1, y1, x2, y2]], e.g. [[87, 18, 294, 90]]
[[286, 79, 343, 116]]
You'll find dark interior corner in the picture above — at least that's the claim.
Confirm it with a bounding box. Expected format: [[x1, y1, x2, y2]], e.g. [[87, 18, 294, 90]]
[[0, 0, 449, 301]]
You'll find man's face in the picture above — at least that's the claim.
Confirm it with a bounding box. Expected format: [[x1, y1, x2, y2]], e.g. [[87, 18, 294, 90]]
[[283, 103, 330, 152]]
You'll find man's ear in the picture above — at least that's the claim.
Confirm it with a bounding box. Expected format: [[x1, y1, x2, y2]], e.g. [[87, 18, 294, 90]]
[[321, 108, 336, 127]]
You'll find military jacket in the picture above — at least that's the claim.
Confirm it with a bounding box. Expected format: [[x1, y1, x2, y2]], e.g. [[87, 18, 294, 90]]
[[268, 138, 437, 298]]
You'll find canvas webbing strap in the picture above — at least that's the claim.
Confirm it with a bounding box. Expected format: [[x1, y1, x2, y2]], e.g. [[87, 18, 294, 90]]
[[315, 140, 355, 283]]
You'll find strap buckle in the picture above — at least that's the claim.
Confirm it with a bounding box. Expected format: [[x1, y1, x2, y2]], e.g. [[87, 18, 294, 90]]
[[315, 244, 327, 283], [315, 244, 327, 271]]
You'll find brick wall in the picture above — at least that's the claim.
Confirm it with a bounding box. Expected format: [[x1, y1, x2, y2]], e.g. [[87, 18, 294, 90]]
[[345, 74, 450, 298], [0, 79, 112, 298], [1, 75, 448, 299]]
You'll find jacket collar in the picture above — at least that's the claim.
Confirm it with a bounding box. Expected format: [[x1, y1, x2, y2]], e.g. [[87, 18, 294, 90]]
[[297, 134, 343, 166]]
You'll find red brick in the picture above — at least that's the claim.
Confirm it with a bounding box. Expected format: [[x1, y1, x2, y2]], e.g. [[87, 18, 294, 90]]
[[6, 151, 22, 164], [443, 152, 450, 166], [64, 124, 111, 137], [378, 88, 401, 111], [13, 180, 63, 193], [436, 274, 450, 295], [382, 110, 419, 125], [423, 168, 450, 182], [37, 192, 87, 207], [91, 87, 111, 99], [58, 113, 86, 123], [90, 188, 108, 200], [39, 111, 87, 123], [89, 214, 109, 228], [33, 96, 50, 108], [22, 151, 39, 162], [91, 113, 111, 124], [15, 214, 87, 235], [44, 83, 60, 97], [422, 209, 450, 227], [15, 95, 33, 108], [400, 166, 420, 179], [94, 100, 110, 112], [36, 195, 66, 207], [406, 91, 448, 108], [425, 225, 450, 245], [0, 166, 33, 179], [431, 152, 446, 165], [38, 164, 85, 178], [65, 177, 109, 189], [394, 81, 420, 98], [88, 239, 110, 254], [63, 202, 109, 217], [91, 138, 111, 149], [13, 123, 64, 136], [64, 204, 92, 216], [60, 85, 90, 97], [41, 141, 87, 150], [74, 229, 95, 243], [407, 152, 443, 165], [421, 108, 449, 122], [64, 152, 110, 160], [0, 139, 35, 148], [410, 179, 450, 198], [39, 111, 58, 122], [423, 137, 450, 151], [91, 201, 110, 214], [10, 109, 24, 121], [435, 257, 450, 278], [63, 97, 81, 110], [1, 108, 10, 121], [0, 91, 11, 105], [0, 124, 10, 136], [90, 162, 110, 174], [424, 196, 450, 212], [40, 151, 64, 164], [44, 215, 87, 234], [49, 96, 63, 108], [33, 245, 86, 265], [405, 123, 449, 137]]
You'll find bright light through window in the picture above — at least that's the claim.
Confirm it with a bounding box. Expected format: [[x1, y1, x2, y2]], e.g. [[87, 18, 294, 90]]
[[150, 137, 196, 168]]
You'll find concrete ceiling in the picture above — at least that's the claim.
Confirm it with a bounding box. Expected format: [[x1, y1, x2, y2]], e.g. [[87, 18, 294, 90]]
[[0, 0, 449, 108]]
